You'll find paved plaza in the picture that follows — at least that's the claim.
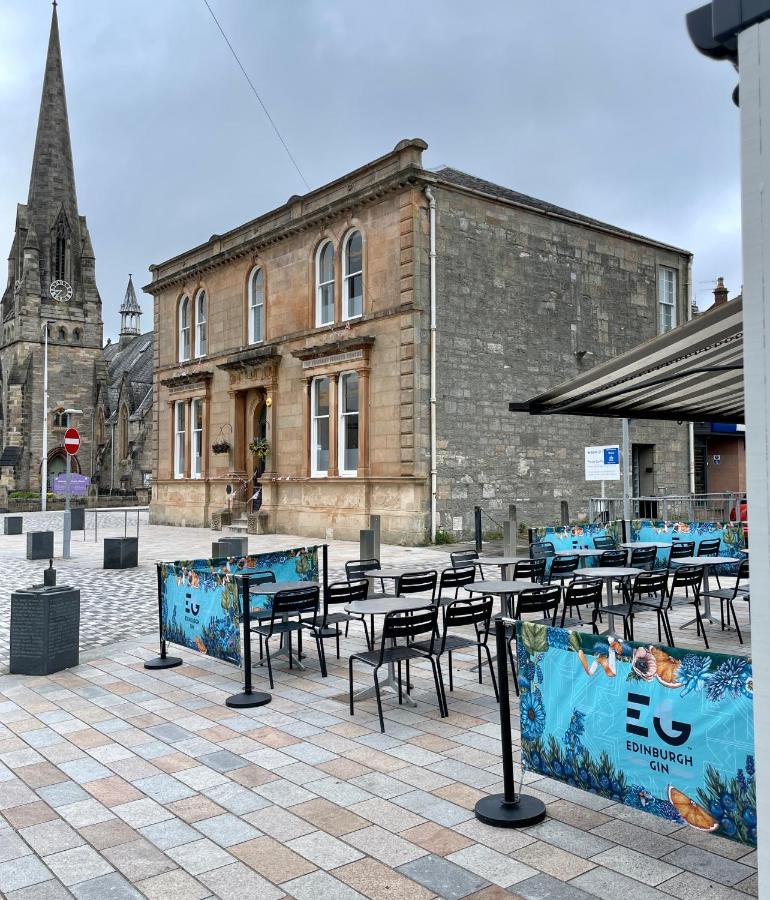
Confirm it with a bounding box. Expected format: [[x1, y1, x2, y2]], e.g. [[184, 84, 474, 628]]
[[0, 514, 757, 899]]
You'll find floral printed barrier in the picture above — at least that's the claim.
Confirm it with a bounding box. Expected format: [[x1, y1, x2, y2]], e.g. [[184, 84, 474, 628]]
[[630, 520, 745, 571], [159, 547, 320, 668], [528, 524, 619, 570], [518, 622, 756, 847]]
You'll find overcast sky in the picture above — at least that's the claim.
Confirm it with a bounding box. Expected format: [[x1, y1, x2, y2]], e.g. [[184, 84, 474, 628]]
[[0, 0, 741, 341]]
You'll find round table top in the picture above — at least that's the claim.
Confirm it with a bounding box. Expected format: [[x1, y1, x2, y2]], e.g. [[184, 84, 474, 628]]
[[554, 548, 603, 557], [576, 567, 643, 578], [673, 556, 741, 566], [248, 580, 318, 595], [466, 580, 537, 595], [476, 556, 530, 566], [365, 569, 413, 579], [345, 597, 430, 616], [620, 542, 671, 549]]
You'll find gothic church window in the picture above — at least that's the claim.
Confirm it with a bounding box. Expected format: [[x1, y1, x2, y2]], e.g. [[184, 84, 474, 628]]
[[53, 217, 68, 282], [119, 403, 129, 460]]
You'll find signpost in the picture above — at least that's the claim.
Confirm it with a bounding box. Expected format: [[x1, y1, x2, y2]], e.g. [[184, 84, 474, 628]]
[[62, 427, 80, 560]]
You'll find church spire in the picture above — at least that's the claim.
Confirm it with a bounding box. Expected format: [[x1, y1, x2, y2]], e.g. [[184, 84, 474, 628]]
[[27, 3, 78, 235], [119, 275, 142, 345]]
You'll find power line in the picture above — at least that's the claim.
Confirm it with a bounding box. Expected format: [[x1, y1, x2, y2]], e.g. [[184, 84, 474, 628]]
[[201, 0, 310, 192]]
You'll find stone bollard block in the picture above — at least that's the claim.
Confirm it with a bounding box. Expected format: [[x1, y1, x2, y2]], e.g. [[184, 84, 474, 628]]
[[27, 531, 54, 560], [213, 537, 247, 558], [70, 507, 85, 531], [10, 585, 80, 675], [4, 516, 22, 535], [104, 537, 138, 569]]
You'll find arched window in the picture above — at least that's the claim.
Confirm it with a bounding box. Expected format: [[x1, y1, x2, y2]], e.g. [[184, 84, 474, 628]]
[[315, 241, 335, 327], [96, 409, 105, 445], [342, 230, 363, 320], [178, 295, 190, 362], [194, 290, 207, 357], [248, 268, 264, 344], [58, 327, 67, 342], [119, 403, 130, 460], [73, 328, 81, 343]]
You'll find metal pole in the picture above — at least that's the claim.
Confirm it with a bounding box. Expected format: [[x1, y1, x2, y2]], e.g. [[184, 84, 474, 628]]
[[41, 324, 49, 511], [474, 506, 482, 552], [622, 418, 632, 525], [144, 563, 182, 669], [225, 573, 271, 707], [63, 451, 71, 559]]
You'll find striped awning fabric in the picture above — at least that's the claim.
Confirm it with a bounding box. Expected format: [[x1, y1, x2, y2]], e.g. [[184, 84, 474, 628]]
[[509, 297, 743, 424]]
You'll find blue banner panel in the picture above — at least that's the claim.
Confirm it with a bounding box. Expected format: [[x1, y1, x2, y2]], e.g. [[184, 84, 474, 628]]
[[630, 520, 745, 570], [517, 622, 755, 847], [159, 546, 319, 667]]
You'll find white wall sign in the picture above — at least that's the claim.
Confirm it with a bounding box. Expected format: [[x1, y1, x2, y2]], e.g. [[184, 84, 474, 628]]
[[585, 445, 621, 481]]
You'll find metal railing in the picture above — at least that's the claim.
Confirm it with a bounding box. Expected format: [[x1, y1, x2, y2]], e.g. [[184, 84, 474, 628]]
[[588, 493, 746, 523]]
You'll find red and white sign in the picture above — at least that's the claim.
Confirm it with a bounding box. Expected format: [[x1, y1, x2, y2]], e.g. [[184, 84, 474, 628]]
[[63, 427, 80, 456]]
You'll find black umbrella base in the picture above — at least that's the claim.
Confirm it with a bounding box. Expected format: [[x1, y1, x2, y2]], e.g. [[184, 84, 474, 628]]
[[225, 690, 272, 708], [474, 793, 547, 828], [144, 656, 183, 670]]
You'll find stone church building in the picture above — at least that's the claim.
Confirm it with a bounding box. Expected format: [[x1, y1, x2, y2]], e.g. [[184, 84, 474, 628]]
[[0, 6, 152, 496], [147, 138, 692, 543]]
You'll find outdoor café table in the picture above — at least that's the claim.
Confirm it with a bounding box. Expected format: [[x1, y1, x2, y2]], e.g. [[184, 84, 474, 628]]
[[672, 556, 741, 628], [344, 596, 430, 707], [575, 567, 643, 634], [476, 556, 530, 578], [554, 548, 604, 568], [249, 580, 319, 669], [465, 579, 537, 618], [620, 542, 671, 549]]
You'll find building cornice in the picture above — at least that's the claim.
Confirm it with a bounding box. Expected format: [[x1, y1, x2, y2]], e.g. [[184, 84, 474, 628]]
[[216, 345, 280, 372], [160, 369, 214, 389], [291, 335, 375, 362]]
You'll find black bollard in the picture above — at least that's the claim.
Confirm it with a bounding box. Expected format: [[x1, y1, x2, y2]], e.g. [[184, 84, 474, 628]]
[[474, 617, 547, 828], [44, 559, 56, 587]]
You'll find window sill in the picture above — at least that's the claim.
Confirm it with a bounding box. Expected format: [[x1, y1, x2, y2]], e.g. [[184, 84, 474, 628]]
[[341, 314, 363, 324]]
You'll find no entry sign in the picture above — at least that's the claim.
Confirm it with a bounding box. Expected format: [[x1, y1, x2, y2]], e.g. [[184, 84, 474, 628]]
[[63, 427, 80, 455]]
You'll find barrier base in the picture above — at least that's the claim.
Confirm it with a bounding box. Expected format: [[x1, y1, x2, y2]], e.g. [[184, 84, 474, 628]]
[[144, 656, 183, 670], [474, 793, 547, 828], [226, 690, 272, 708]]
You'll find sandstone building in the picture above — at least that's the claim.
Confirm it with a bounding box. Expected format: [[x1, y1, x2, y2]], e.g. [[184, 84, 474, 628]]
[[146, 139, 691, 543], [0, 7, 152, 497]]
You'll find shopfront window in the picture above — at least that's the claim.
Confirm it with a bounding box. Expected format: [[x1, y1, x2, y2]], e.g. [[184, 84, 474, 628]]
[[311, 376, 330, 475], [339, 372, 359, 475]]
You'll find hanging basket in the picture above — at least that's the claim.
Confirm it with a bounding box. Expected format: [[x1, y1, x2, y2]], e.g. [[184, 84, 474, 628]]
[[211, 440, 231, 455]]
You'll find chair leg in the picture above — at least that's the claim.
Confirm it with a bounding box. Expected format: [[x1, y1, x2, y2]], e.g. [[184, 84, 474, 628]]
[[477, 644, 483, 685], [448, 650, 454, 693], [730, 599, 744, 645], [265, 640, 274, 690], [429, 657, 447, 717], [348, 657, 355, 717], [316, 633, 328, 677], [435, 656, 448, 716], [370, 616, 376, 648], [361, 617, 371, 651], [506, 640, 520, 697], [335, 626, 340, 660], [287, 631, 293, 670], [484, 644, 500, 702], [397, 662, 403, 705], [695, 605, 710, 650], [373, 668, 385, 733]]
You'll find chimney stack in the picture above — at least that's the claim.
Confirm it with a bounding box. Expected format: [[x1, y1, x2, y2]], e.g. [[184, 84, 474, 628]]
[[713, 276, 729, 307]]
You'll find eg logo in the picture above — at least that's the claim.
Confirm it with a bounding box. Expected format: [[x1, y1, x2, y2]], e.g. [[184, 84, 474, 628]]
[[184, 594, 200, 617], [626, 692, 691, 747]]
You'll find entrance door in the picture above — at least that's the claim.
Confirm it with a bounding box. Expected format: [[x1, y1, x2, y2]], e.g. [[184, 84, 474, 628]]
[[248, 400, 267, 512], [633, 444, 657, 517]]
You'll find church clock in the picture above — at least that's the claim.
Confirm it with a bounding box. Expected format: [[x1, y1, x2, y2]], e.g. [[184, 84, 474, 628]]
[[49, 279, 72, 302]]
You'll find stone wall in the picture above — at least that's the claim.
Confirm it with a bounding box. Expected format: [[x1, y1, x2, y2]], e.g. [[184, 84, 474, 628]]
[[432, 183, 692, 537]]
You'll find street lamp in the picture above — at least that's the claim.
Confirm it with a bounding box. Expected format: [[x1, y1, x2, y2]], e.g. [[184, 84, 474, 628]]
[[61, 408, 82, 560]]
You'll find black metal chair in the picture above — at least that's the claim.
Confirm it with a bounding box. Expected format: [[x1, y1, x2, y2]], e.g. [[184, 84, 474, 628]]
[[513, 557, 546, 583], [252, 586, 326, 688], [630, 546, 657, 572], [317, 580, 370, 657], [700, 558, 750, 643], [669, 565, 708, 648], [668, 540, 696, 596], [349, 605, 446, 732], [529, 541, 555, 560], [560, 578, 603, 627], [413, 596, 498, 705], [508, 585, 561, 691], [451, 549, 484, 579], [547, 554, 580, 587], [593, 535, 616, 550], [436, 566, 476, 609], [248, 570, 276, 660], [346, 558, 389, 647], [396, 570, 438, 603], [594, 571, 669, 643], [599, 549, 627, 567], [697, 537, 723, 588]]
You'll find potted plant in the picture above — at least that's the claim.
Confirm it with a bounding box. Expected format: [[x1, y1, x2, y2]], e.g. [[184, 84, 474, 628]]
[[211, 439, 231, 455], [248, 437, 270, 461]]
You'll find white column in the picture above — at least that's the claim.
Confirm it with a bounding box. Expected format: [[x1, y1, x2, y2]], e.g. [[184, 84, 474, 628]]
[[738, 19, 770, 894]]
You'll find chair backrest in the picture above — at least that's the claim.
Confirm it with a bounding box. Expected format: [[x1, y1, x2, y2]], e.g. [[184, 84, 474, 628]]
[[698, 538, 721, 557], [271, 586, 320, 621], [630, 546, 657, 569], [599, 549, 627, 567], [381, 605, 438, 647], [450, 550, 478, 569], [439, 565, 475, 593], [550, 555, 579, 577], [593, 536, 616, 550], [669, 565, 703, 595], [397, 570, 438, 598], [515, 585, 561, 618], [250, 570, 276, 587], [346, 558, 380, 581], [325, 579, 368, 610], [514, 558, 546, 582], [738, 557, 750, 582], [669, 541, 695, 560], [564, 578, 603, 608], [444, 596, 494, 634], [630, 571, 668, 598], [530, 541, 555, 559]]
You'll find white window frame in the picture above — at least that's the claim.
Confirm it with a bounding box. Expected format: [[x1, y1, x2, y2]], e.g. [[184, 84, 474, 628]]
[[310, 376, 330, 477], [194, 290, 207, 358], [178, 296, 191, 362], [338, 371, 359, 476], [658, 267, 677, 334], [315, 241, 335, 327], [174, 401, 186, 479], [248, 267, 264, 344], [190, 398, 203, 479], [342, 230, 363, 321]]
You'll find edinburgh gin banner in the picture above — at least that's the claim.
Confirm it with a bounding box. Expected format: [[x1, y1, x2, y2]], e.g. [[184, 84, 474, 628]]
[[517, 622, 756, 847], [159, 547, 319, 667]]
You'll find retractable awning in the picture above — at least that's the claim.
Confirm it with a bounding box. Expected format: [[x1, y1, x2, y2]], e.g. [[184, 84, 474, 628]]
[[509, 297, 743, 424]]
